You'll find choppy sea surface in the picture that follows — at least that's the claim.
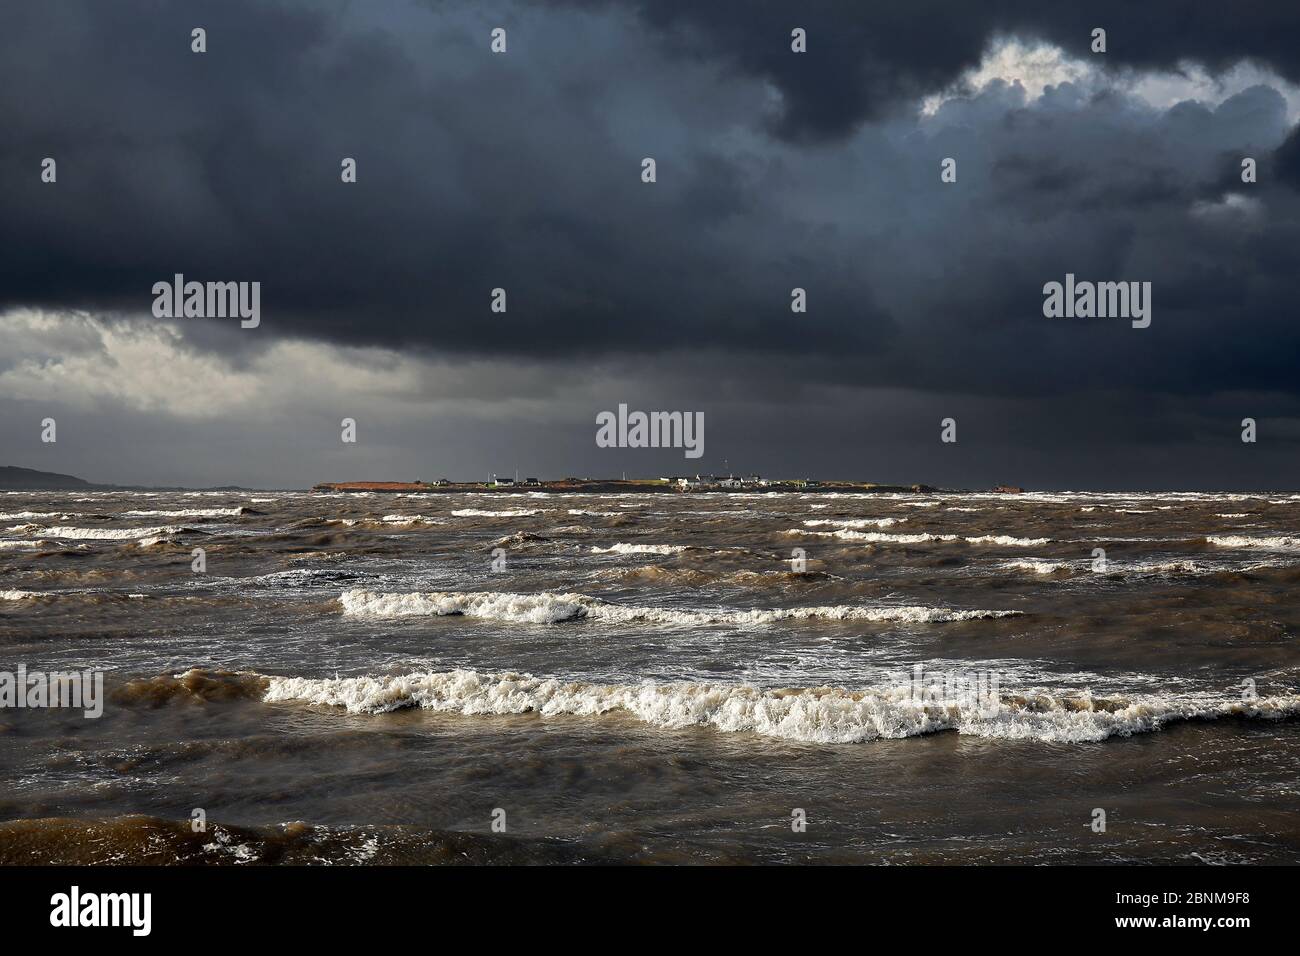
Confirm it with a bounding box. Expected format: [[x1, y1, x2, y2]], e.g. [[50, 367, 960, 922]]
[[2, 488, 1298, 864]]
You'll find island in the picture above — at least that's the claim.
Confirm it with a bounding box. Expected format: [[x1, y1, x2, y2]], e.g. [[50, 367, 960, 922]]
[[312, 476, 943, 494]]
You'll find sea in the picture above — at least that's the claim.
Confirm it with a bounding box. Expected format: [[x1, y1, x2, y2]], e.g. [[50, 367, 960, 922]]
[[1, 487, 1298, 864]]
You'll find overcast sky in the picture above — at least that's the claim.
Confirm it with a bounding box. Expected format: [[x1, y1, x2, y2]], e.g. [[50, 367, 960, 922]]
[[2, 0, 1299, 489]]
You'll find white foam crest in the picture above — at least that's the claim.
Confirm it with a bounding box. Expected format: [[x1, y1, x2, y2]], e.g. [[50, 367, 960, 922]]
[[1207, 535, 1300, 550], [0, 511, 86, 520], [789, 528, 1048, 546], [123, 508, 244, 518], [791, 529, 961, 543], [1004, 557, 1218, 577], [450, 508, 542, 518], [0, 539, 52, 550], [590, 543, 688, 555], [802, 518, 902, 529], [37, 526, 187, 540], [0, 589, 40, 600], [340, 589, 590, 623], [379, 514, 442, 526], [964, 534, 1053, 546], [337, 588, 1021, 626], [263, 669, 1300, 744], [1003, 558, 1071, 575]]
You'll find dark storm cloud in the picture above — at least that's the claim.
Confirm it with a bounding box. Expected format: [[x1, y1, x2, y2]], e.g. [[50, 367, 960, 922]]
[[1276, 123, 1300, 188], [2, 0, 905, 358], [584, 0, 1300, 142], [0, 0, 1298, 408]]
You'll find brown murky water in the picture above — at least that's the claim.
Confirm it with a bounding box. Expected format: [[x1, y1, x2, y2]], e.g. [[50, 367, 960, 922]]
[[1, 488, 1298, 863]]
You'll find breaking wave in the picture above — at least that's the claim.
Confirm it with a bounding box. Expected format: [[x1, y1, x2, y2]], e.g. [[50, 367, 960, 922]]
[[802, 518, 902, 529], [964, 534, 1052, 546], [336, 588, 1020, 626], [28, 525, 190, 540], [1207, 535, 1300, 551], [590, 543, 688, 555], [123, 508, 250, 518], [0, 511, 93, 521], [790, 529, 1049, 546], [379, 514, 443, 526], [1002, 557, 1222, 578], [791, 529, 960, 544], [1003, 558, 1072, 576], [262, 669, 1300, 744]]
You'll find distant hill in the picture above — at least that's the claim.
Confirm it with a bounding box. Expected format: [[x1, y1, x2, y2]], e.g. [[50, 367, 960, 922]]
[[0, 466, 97, 490]]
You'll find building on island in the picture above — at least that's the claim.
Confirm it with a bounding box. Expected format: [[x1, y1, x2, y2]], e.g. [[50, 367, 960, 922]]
[[676, 473, 773, 490]]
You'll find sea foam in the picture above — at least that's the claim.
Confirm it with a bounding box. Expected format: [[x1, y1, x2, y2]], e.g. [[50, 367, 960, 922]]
[[123, 508, 246, 518], [789, 529, 1049, 546], [337, 588, 1020, 626], [589, 543, 688, 555], [262, 669, 1300, 744], [1207, 535, 1300, 550], [802, 518, 902, 529], [34, 526, 188, 540]]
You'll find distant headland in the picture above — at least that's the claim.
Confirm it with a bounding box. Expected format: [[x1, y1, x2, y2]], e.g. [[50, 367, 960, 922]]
[[0, 465, 97, 490], [0, 465, 255, 493]]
